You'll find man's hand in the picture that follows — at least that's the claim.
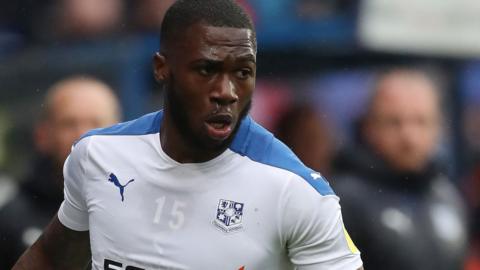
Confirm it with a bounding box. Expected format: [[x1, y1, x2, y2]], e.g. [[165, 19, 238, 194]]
[[13, 214, 90, 269]]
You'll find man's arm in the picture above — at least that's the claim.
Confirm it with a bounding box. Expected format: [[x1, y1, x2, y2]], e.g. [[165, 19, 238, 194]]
[[282, 173, 364, 270], [13, 214, 90, 270]]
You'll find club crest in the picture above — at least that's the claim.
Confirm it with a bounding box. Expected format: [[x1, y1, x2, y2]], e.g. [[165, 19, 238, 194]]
[[213, 199, 244, 233]]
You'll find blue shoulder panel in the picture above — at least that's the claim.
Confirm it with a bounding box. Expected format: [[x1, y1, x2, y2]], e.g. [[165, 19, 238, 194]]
[[76, 111, 163, 144], [230, 116, 335, 196]]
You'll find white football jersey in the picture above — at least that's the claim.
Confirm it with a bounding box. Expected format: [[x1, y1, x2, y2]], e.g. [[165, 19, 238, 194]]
[[58, 111, 362, 270]]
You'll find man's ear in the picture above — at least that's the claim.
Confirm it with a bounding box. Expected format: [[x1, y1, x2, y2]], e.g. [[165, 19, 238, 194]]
[[153, 52, 170, 82]]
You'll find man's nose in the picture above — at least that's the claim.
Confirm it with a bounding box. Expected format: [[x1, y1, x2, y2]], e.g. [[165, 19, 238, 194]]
[[211, 74, 238, 105]]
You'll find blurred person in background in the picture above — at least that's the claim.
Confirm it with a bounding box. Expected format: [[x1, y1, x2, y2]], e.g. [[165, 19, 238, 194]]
[[463, 103, 480, 269], [130, 0, 176, 33], [464, 164, 480, 270], [129, 0, 254, 34], [0, 76, 121, 269], [296, 0, 351, 21], [275, 104, 335, 178], [332, 68, 468, 270], [40, 0, 125, 42]]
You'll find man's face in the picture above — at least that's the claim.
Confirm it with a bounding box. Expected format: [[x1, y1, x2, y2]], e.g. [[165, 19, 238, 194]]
[[363, 74, 441, 172], [157, 23, 256, 150], [38, 83, 119, 166]]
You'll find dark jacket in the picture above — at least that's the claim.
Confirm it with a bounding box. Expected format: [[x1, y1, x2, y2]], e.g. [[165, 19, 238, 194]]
[[333, 146, 468, 270], [0, 156, 63, 269]]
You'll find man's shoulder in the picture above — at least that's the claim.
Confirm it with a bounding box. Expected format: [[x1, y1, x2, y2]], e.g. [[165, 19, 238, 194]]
[[230, 116, 334, 196], [76, 111, 163, 144]]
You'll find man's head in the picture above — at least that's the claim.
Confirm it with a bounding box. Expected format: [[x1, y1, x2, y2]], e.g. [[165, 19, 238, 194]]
[[56, 0, 124, 39], [154, 0, 257, 159], [362, 69, 442, 172], [159, 0, 256, 54], [35, 76, 121, 166], [276, 105, 334, 176]]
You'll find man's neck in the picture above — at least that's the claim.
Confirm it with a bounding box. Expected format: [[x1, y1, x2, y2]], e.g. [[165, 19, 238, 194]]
[[160, 112, 227, 163]]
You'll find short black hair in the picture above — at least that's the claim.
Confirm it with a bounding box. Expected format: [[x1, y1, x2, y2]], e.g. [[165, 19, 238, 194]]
[[160, 0, 256, 52]]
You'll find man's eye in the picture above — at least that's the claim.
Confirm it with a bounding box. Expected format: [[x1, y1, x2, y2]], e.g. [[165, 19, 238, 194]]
[[198, 66, 215, 76], [236, 69, 252, 79]]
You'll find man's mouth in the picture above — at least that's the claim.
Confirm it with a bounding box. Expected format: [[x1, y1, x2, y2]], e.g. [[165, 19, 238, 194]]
[[205, 114, 234, 140]]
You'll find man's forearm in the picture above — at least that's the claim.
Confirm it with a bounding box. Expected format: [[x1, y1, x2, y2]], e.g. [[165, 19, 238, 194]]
[[12, 238, 54, 270], [13, 214, 90, 270]]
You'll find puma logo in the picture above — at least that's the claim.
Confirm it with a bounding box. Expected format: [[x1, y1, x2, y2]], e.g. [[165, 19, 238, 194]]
[[108, 173, 135, 202]]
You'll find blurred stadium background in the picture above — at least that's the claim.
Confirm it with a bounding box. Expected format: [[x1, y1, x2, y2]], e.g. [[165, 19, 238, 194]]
[[1, 0, 480, 180]]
